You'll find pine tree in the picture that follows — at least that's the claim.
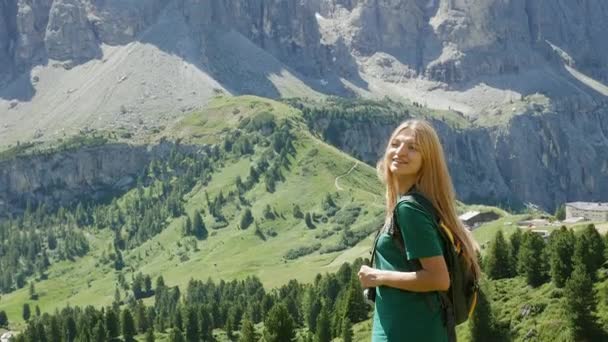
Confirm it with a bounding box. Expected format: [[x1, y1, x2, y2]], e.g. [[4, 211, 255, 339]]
[[122, 308, 137, 342], [305, 213, 315, 229], [0, 310, 8, 327], [173, 306, 184, 332], [509, 228, 522, 267], [484, 230, 512, 279], [48, 316, 61, 342], [333, 264, 350, 288], [76, 316, 90, 342], [133, 273, 144, 299], [225, 310, 236, 340], [169, 328, 185, 342], [578, 225, 605, 281], [64, 315, 77, 342], [293, 205, 304, 219], [145, 327, 155, 342], [22, 303, 31, 321], [341, 318, 353, 342], [106, 308, 120, 340], [29, 282, 37, 300], [239, 318, 256, 342], [263, 303, 295, 342], [114, 249, 125, 271], [35, 321, 47, 342], [114, 287, 122, 307], [315, 305, 331, 342], [565, 263, 598, 341], [182, 216, 192, 236], [93, 321, 107, 342], [342, 278, 368, 323], [548, 227, 575, 288], [303, 288, 322, 333], [265, 175, 276, 193], [323, 194, 336, 210], [248, 166, 259, 185], [192, 210, 207, 240], [135, 299, 148, 333], [263, 204, 275, 220], [240, 209, 254, 230], [235, 176, 244, 193], [574, 228, 598, 281], [469, 287, 495, 341], [199, 307, 213, 341], [555, 204, 566, 221], [184, 306, 199, 342], [517, 231, 547, 287]]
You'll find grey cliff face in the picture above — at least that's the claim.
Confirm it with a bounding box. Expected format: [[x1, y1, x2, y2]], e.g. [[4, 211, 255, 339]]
[[183, 0, 326, 77], [45, 0, 99, 61], [0, 144, 149, 215], [0, 142, 207, 216], [0, 1, 11, 82], [13, 0, 46, 69], [0, 0, 606, 210], [88, 0, 166, 45], [1, 0, 607, 82], [305, 99, 608, 211]]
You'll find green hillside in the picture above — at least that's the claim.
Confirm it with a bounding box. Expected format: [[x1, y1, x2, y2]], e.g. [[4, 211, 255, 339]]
[[0, 96, 385, 329], [3, 95, 606, 342]]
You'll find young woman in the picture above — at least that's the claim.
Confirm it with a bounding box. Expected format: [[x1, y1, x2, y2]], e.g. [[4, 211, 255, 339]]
[[358, 119, 481, 341]]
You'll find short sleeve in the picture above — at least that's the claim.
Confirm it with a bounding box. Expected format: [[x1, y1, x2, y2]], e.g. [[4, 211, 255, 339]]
[[395, 199, 443, 260]]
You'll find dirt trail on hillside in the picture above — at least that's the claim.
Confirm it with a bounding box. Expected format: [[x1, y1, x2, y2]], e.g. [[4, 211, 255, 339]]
[[334, 161, 359, 191]]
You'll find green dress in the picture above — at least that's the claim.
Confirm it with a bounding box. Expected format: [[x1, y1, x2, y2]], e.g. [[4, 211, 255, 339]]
[[371, 197, 448, 342]]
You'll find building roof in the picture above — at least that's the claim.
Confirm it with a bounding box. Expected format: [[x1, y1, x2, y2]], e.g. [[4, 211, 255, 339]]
[[566, 202, 608, 212], [459, 211, 480, 221], [563, 217, 587, 223]]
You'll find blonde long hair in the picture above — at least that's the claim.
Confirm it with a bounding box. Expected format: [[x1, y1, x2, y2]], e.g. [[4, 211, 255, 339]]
[[377, 119, 481, 278]]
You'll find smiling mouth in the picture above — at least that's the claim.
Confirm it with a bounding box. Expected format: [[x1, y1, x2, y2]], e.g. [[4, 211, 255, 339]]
[[392, 159, 408, 165]]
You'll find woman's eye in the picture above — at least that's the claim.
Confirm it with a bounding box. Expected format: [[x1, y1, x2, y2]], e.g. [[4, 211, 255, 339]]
[[408, 145, 417, 151]]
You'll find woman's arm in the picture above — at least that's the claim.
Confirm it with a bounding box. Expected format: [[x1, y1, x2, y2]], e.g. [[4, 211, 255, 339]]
[[358, 255, 450, 292]]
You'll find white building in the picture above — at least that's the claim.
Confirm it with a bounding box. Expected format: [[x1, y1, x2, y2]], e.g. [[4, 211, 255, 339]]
[[1, 332, 15, 342], [565, 202, 608, 222]]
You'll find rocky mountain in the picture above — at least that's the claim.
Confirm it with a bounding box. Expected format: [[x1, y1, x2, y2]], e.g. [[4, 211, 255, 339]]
[[2, 0, 608, 85], [301, 98, 608, 212], [0, 0, 607, 210]]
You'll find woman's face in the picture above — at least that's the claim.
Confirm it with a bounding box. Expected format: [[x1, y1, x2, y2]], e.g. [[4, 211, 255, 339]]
[[387, 128, 422, 179]]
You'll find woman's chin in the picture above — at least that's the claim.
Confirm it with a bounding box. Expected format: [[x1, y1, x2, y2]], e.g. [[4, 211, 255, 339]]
[[390, 167, 417, 179]]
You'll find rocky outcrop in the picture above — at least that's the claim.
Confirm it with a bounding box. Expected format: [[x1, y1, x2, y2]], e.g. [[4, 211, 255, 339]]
[[181, 0, 327, 77], [0, 1, 12, 83], [0, 144, 148, 215], [0, 0, 606, 83], [0, 0, 606, 211], [13, 0, 49, 69], [305, 99, 608, 211], [308, 0, 608, 83], [0, 142, 207, 216], [45, 0, 99, 61], [88, 0, 166, 45]]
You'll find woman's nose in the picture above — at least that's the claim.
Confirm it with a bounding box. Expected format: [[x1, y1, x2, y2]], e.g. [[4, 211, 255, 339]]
[[395, 144, 408, 156]]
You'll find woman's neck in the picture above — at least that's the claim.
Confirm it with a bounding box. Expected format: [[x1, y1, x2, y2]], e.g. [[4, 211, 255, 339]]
[[397, 177, 417, 195]]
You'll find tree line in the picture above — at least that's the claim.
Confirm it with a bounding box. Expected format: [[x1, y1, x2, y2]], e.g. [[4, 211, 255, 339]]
[[9, 259, 370, 342], [479, 224, 607, 341], [0, 121, 298, 295]]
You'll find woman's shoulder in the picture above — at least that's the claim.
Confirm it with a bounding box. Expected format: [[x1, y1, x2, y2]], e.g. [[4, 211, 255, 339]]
[[396, 192, 428, 211], [395, 193, 437, 222]]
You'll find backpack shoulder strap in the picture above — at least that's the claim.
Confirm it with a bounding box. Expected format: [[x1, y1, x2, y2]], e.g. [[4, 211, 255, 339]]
[[402, 191, 439, 222], [368, 227, 383, 267], [405, 191, 460, 251]]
